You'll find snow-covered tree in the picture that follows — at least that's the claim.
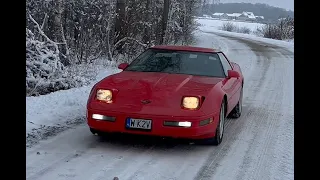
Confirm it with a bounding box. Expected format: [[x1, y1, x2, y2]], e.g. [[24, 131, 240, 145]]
[[26, 27, 70, 96], [255, 17, 294, 40], [26, 0, 200, 96]]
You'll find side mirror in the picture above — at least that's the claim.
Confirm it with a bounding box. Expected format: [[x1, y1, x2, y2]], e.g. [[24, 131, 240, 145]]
[[227, 70, 240, 78], [118, 63, 129, 70]]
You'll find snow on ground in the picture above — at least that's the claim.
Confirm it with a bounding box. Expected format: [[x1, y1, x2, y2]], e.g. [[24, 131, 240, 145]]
[[196, 18, 265, 33], [195, 18, 294, 51], [26, 13, 294, 179], [26, 28, 294, 180], [195, 18, 294, 52], [194, 30, 230, 54], [26, 61, 121, 147]]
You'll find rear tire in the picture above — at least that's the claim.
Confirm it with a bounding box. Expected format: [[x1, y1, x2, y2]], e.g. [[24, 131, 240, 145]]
[[228, 87, 243, 119], [202, 100, 226, 146]]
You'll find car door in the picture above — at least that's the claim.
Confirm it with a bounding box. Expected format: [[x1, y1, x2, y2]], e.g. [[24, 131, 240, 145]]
[[217, 52, 241, 113]]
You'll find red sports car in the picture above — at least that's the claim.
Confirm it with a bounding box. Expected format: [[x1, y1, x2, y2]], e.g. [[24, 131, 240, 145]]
[[86, 45, 244, 145]]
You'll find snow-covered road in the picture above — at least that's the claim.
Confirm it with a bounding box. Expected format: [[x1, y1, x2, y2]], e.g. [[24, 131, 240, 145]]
[[26, 31, 294, 180]]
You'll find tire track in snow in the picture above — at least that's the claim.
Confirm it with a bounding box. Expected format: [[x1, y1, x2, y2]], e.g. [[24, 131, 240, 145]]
[[27, 135, 100, 180], [75, 142, 158, 180], [267, 51, 294, 180], [88, 139, 189, 180], [192, 33, 270, 180], [26, 128, 152, 180], [194, 35, 293, 180], [247, 52, 285, 180], [232, 39, 293, 180], [232, 39, 282, 180]]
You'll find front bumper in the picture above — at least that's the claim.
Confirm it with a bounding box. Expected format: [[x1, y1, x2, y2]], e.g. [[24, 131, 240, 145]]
[[87, 109, 219, 139]]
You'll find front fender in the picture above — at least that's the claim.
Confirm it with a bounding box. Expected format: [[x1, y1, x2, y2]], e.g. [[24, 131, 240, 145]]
[[201, 83, 225, 115]]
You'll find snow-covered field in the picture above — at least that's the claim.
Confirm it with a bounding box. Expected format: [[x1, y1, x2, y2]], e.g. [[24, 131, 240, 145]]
[[196, 18, 265, 34], [195, 18, 294, 49], [196, 18, 294, 43], [27, 19, 294, 180]]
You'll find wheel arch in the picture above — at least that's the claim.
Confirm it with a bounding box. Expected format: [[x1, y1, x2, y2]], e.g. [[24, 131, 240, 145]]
[[223, 94, 228, 117]]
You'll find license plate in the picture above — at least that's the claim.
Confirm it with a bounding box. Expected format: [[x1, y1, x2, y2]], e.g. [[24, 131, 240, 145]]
[[126, 118, 152, 130]]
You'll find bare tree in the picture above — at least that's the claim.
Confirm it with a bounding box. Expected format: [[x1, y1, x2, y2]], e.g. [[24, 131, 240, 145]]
[[255, 17, 294, 40], [53, 0, 70, 66], [114, 0, 126, 53], [143, 0, 152, 45], [160, 0, 170, 44], [202, 0, 207, 14]]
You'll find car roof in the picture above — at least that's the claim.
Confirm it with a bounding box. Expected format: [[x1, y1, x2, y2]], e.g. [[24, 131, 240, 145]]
[[150, 45, 220, 53]]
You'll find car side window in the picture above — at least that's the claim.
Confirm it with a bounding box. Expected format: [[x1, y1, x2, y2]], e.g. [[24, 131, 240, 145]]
[[217, 53, 232, 76]]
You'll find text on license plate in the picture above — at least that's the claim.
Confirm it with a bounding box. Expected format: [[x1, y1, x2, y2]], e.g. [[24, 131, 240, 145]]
[[126, 118, 152, 130]]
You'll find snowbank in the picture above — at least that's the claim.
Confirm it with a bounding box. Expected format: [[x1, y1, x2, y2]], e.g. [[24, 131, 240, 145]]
[[26, 64, 121, 147], [196, 18, 265, 33], [200, 29, 294, 52]]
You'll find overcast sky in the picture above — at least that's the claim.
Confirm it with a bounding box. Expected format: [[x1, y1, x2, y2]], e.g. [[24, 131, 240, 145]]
[[217, 0, 294, 11]]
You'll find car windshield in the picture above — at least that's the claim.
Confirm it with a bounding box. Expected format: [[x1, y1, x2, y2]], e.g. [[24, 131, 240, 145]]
[[125, 49, 226, 77]]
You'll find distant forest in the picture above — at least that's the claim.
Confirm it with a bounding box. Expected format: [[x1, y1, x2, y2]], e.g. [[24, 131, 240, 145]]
[[200, 3, 294, 22]]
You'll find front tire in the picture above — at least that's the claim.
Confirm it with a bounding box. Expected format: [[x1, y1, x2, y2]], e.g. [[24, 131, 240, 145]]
[[90, 128, 103, 136], [228, 87, 243, 118], [202, 100, 226, 145]]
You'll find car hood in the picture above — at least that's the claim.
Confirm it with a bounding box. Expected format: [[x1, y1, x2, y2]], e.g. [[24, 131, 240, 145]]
[[92, 71, 224, 116]]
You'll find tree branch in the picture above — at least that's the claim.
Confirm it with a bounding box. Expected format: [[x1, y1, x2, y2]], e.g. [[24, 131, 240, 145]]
[[114, 37, 147, 49], [28, 14, 59, 54], [41, 13, 48, 30], [28, 14, 67, 59]]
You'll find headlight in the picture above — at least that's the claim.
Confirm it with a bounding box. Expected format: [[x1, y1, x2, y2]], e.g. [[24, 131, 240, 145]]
[[182, 96, 200, 110], [96, 89, 112, 103]]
